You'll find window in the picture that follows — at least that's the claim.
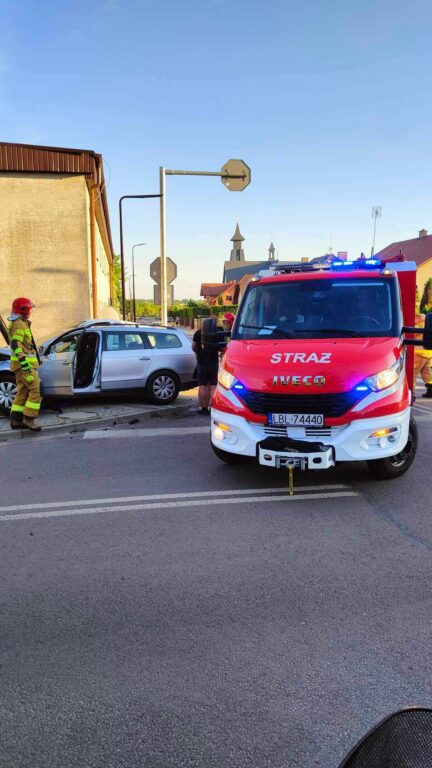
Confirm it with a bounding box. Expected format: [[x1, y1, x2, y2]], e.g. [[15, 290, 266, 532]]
[[49, 332, 82, 355], [104, 332, 147, 351], [145, 332, 182, 349]]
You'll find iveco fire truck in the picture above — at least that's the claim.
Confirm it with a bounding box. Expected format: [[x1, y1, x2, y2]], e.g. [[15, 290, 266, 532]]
[[206, 257, 432, 479]]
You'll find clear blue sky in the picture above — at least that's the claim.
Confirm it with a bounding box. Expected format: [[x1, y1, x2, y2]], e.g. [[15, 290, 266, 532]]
[[2, 0, 432, 298]]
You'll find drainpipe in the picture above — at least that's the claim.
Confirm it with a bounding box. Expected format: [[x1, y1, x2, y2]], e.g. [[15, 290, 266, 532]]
[[90, 184, 97, 318], [89, 157, 102, 318]]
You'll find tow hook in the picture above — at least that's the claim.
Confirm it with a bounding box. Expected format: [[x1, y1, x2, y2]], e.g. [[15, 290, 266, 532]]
[[288, 462, 295, 496]]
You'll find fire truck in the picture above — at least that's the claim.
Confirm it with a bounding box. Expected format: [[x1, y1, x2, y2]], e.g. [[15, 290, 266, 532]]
[[205, 257, 432, 480]]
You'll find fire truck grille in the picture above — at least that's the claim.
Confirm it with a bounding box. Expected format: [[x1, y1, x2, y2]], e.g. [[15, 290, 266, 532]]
[[237, 390, 363, 418]]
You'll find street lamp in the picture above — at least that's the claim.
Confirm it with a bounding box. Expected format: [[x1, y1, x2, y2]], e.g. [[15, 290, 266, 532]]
[[371, 206, 382, 257], [131, 242, 147, 321]]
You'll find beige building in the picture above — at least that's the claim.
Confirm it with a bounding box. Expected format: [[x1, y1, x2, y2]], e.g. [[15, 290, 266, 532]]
[[0, 142, 115, 340]]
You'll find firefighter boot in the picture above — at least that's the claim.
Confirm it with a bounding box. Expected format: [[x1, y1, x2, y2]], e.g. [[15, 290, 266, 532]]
[[10, 411, 24, 430], [422, 384, 432, 398], [22, 417, 42, 432]]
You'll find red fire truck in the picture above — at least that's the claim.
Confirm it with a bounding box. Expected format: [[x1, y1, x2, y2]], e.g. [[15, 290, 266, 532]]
[[207, 257, 431, 479]]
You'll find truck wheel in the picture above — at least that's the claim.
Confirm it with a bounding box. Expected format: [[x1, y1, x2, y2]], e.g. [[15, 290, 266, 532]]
[[367, 417, 418, 480], [145, 370, 180, 405], [0, 373, 16, 417], [211, 442, 247, 464]]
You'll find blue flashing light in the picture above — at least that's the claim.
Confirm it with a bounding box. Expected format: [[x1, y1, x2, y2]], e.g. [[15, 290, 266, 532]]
[[233, 381, 246, 392], [331, 257, 384, 271], [355, 385, 370, 392]]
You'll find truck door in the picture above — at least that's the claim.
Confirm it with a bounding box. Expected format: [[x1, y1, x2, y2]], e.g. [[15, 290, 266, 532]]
[[39, 330, 81, 395]]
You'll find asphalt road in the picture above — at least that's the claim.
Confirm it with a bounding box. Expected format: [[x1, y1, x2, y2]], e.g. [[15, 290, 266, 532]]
[[1, 398, 431, 768]]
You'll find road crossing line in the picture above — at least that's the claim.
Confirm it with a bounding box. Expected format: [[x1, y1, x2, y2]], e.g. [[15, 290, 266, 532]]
[[0, 488, 359, 523], [0, 484, 351, 514], [83, 426, 210, 439]]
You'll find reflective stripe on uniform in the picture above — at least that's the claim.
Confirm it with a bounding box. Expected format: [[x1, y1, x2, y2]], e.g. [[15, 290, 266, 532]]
[[11, 404, 25, 412], [11, 355, 18, 361], [25, 401, 41, 410], [26, 357, 38, 364], [12, 334, 24, 341]]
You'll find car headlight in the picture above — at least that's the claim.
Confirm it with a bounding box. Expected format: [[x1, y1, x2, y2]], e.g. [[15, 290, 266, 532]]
[[218, 367, 236, 390], [364, 354, 404, 392]]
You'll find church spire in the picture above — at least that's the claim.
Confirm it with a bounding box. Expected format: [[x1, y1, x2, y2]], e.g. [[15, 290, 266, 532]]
[[268, 242, 275, 261], [229, 222, 245, 262]]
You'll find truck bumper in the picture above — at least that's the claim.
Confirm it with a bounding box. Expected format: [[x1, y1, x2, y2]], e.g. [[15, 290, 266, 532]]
[[211, 407, 411, 466]]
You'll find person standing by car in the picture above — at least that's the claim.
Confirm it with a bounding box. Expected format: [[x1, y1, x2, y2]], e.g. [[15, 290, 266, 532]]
[[192, 313, 235, 415], [8, 297, 42, 431], [415, 312, 432, 398]]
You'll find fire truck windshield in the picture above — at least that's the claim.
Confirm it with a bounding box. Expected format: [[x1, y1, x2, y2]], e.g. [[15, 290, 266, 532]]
[[233, 278, 400, 340]]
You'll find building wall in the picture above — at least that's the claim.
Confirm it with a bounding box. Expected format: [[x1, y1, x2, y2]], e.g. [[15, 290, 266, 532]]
[[0, 172, 91, 340], [417, 260, 432, 297], [0, 172, 112, 342], [84, 184, 112, 317]]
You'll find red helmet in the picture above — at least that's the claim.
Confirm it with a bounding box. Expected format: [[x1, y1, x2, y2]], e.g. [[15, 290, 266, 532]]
[[222, 312, 235, 327], [12, 297, 34, 317]]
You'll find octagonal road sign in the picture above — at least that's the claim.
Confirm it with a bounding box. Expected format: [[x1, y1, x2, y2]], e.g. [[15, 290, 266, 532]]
[[221, 159, 251, 191], [150, 257, 178, 285]]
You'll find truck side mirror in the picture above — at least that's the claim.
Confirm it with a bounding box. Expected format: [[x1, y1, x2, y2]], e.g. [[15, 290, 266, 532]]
[[424, 312, 432, 350], [201, 317, 228, 352]]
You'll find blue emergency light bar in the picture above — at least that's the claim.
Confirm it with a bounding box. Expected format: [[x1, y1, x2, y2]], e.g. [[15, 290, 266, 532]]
[[331, 258, 384, 270]]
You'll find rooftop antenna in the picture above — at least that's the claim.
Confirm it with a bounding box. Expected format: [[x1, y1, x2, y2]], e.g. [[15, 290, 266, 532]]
[[371, 206, 382, 256]]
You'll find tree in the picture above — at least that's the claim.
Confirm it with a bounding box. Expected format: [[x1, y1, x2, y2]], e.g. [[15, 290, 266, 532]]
[[420, 278, 432, 314], [111, 254, 123, 311]]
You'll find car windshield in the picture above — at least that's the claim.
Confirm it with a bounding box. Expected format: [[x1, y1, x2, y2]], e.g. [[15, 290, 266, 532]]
[[233, 278, 400, 340]]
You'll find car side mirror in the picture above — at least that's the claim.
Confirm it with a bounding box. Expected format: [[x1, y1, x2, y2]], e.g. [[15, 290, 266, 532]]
[[424, 312, 432, 350]]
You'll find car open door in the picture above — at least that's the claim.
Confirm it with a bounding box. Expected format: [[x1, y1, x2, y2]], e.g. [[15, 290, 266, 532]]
[[0, 314, 9, 345], [38, 330, 81, 396]]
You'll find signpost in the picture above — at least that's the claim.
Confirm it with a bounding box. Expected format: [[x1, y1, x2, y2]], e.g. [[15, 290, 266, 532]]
[[150, 257, 177, 309], [159, 159, 251, 326]]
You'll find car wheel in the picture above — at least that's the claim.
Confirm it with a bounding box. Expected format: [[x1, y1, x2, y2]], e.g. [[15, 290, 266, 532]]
[[211, 442, 248, 464], [0, 373, 16, 417], [367, 417, 418, 480], [146, 370, 180, 405]]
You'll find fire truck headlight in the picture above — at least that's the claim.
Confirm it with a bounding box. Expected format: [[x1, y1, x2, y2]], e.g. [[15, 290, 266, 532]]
[[218, 367, 236, 390], [364, 354, 404, 392]]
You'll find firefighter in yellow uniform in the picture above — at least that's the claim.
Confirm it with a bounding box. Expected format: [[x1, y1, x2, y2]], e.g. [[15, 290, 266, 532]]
[[415, 313, 432, 398], [8, 297, 42, 431]]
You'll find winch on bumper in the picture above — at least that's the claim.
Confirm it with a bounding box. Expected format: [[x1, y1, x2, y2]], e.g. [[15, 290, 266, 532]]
[[258, 436, 334, 469]]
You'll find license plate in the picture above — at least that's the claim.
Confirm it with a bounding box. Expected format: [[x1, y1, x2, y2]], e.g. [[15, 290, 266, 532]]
[[269, 413, 324, 426]]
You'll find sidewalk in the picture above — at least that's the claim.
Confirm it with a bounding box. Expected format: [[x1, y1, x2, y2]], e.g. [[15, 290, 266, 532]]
[[0, 389, 199, 441]]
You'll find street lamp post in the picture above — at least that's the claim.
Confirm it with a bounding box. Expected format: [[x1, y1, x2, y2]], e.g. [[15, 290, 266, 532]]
[[371, 206, 382, 257], [131, 242, 147, 322], [159, 159, 251, 326]]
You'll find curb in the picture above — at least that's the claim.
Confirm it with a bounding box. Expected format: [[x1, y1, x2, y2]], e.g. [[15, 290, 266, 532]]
[[0, 400, 197, 442]]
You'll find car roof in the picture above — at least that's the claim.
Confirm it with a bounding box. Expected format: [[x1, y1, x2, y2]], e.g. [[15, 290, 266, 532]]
[[90, 323, 182, 332]]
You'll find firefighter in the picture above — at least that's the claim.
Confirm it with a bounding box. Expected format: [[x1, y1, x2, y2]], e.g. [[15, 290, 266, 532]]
[[415, 313, 432, 398], [8, 297, 42, 431]]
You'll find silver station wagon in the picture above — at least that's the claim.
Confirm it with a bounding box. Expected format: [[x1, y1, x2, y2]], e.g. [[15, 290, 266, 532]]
[[0, 321, 197, 413]]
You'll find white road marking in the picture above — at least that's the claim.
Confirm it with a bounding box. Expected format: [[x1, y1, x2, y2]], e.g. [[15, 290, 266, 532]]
[[84, 426, 210, 439], [413, 403, 432, 414], [0, 491, 359, 523], [0, 485, 351, 514]]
